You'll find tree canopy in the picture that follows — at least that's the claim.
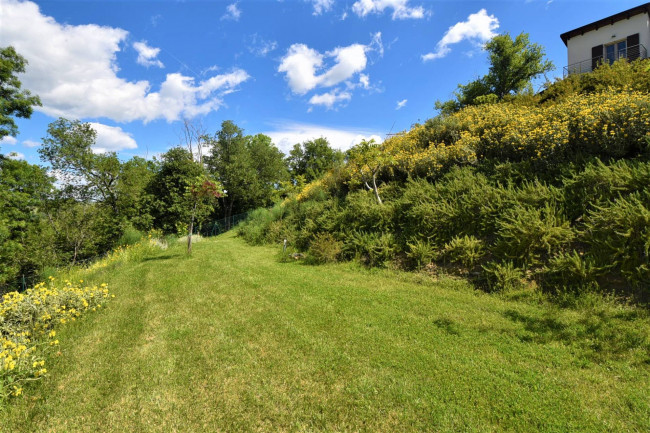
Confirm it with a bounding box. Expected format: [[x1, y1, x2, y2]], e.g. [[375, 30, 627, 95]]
[[0, 46, 41, 142], [287, 137, 344, 183], [436, 33, 554, 114]]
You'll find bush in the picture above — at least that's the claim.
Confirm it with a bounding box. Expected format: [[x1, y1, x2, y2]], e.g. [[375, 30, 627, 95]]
[[482, 261, 524, 292], [117, 225, 143, 246], [494, 203, 574, 267], [538, 250, 600, 293], [343, 231, 397, 267], [308, 233, 342, 264], [406, 238, 435, 270], [582, 192, 650, 288], [441, 235, 485, 269]]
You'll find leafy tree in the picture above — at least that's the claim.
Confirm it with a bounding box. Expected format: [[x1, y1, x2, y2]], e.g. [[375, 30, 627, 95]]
[[287, 137, 344, 183], [186, 175, 223, 253], [0, 156, 54, 289], [346, 139, 392, 205], [0, 46, 41, 143], [436, 33, 553, 114], [205, 121, 288, 226], [116, 156, 156, 230], [39, 118, 122, 212], [146, 147, 206, 234]]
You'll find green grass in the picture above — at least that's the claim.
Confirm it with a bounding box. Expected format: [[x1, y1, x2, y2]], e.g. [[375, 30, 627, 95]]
[[2, 232, 649, 432]]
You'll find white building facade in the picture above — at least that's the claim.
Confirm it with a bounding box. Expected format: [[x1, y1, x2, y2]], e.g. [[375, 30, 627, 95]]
[[561, 3, 650, 75]]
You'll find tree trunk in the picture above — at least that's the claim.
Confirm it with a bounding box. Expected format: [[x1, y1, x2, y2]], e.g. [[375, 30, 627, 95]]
[[187, 201, 197, 254], [372, 171, 382, 205], [225, 199, 234, 230]]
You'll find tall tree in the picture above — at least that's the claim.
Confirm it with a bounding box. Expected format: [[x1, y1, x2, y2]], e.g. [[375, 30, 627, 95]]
[[246, 133, 289, 207], [0, 46, 41, 143], [436, 33, 554, 114], [39, 118, 122, 212], [287, 137, 344, 183]]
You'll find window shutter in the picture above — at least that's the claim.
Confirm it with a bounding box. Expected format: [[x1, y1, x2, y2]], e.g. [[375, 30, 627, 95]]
[[627, 33, 640, 60], [591, 45, 603, 71]]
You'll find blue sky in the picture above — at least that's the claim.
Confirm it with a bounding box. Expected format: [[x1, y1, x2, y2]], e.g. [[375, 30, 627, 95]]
[[0, 0, 644, 164]]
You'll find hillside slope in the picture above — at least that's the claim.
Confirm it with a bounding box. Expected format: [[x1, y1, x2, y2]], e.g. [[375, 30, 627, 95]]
[[1, 233, 648, 432]]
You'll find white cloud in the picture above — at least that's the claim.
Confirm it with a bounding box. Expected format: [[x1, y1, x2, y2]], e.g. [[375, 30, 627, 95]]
[[88, 123, 138, 153], [22, 140, 41, 148], [6, 151, 25, 160], [278, 41, 374, 95], [221, 3, 241, 21], [0, 0, 249, 123], [422, 9, 499, 61], [308, 90, 352, 109], [133, 41, 164, 68], [309, 0, 334, 15], [247, 34, 278, 57], [263, 121, 383, 154], [359, 74, 370, 89], [396, 99, 407, 110], [352, 0, 425, 20], [0, 136, 18, 146]]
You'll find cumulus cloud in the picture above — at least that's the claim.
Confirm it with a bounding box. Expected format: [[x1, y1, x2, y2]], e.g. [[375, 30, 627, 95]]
[[0, 0, 249, 123], [264, 121, 383, 153], [221, 3, 241, 21], [352, 0, 425, 20], [308, 90, 352, 109], [0, 136, 18, 146], [278, 33, 382, 110], [309, 0, 334, 15], [422, 9, 499, 61], [22, 140, 41, 148], [133, 41, 164, 68], [396, 99, 407, 110], [88, 123, 138, 153]]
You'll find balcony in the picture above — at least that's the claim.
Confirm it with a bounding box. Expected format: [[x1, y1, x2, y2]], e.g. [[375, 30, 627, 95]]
[[563, 44, 648, 76]]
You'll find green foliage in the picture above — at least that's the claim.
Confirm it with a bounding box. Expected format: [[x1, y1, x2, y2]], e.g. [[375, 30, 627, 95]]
[[0, 46, 41, 141], [437, 32, 553, 113], [482, 261, 524, 292], [441, 235, 485, 269], [308, 233, 342, 264], [117, 225, 143, 247], [582, 193, 650, 288], [495, 203, 574, 267], [342, 231, 397, 267], [538, 251, 599, 293], [287, 137, 343, 183], [405, 238, 435, 270]]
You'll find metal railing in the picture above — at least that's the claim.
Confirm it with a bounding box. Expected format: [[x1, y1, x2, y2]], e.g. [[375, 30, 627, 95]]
[[563, 43, 647, 76], [197, 211, 250, 237]]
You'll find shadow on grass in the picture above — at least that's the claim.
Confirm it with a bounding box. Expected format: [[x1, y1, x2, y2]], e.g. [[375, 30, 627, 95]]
[[503, 308, 650, 363], [432, 318, 461, 336], [141, 254, 180, 262]]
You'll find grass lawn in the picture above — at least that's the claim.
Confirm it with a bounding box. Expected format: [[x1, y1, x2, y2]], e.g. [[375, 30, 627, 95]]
[[1, 232, 649, 432]]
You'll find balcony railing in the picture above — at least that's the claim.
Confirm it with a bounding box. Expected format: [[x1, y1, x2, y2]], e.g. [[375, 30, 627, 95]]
[[563, 44, 648, 76]]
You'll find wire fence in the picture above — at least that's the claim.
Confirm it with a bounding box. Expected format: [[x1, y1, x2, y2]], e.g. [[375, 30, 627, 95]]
[[196, 211, 250, 237]]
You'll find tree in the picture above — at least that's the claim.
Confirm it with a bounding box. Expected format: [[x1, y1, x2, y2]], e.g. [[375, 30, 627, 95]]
[[346, 139, 392, 205], [287, 137, 344, 183], [0, 46, 41, 142], [436, 33, 554, 114], [146, 147, 206, 234], [205, 121, 288, 227], [39, 118, 122, 212], [186, 175, 223, 254]]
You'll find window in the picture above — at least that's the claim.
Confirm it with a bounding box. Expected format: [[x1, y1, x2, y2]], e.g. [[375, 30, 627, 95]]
[[605, 40, 627, 64]]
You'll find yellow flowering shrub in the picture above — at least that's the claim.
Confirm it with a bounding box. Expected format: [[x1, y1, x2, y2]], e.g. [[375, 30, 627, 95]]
[[0, 278, 113, 399]]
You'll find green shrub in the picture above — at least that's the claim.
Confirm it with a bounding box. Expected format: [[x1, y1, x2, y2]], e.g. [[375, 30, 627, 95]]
[[482, 261, 524, 292], [405, 238, 435, 270], [538, 251, 600, 293], [563, 159, 650, 221], [441, 235, 485, 268], [343, 231, 397, 267], [308, 233, 342, 264], [117, 225, 143, 246], [582, 192, 650, 287], [494, 203, 574, 267]]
